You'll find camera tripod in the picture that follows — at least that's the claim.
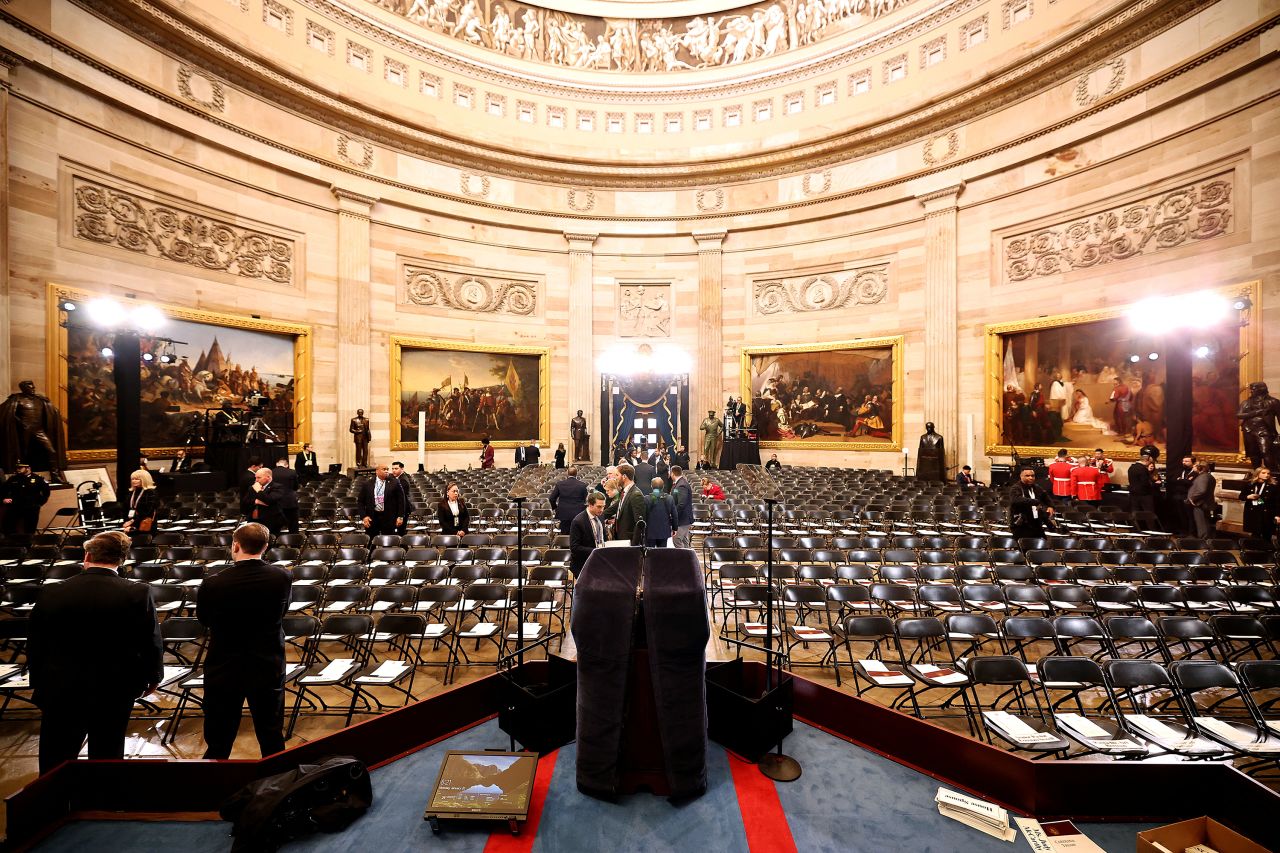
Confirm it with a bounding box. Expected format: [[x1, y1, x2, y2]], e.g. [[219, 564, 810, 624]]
[[245, 416, 280, 443]]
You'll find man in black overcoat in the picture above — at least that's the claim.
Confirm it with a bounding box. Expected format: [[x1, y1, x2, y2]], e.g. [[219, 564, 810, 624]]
[[28, 530, 162, 773], [1007, 467, 1054, 540], [550, 467, 588, 535], [357, 463, 406, 537], [197, 522, 292, 759], [272, 458, 300, 534]]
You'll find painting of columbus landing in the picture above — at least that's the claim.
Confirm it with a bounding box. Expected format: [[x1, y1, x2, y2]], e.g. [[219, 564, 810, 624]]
[[741, 338, 903, 451], [985, 292, 1258, 462], [53, 287, 309, 457], [391, 338, 548, 449]]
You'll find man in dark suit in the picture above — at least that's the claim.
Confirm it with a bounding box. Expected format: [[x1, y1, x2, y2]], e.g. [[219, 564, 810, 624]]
[[515, 441, 541, 468], [246, 467, 286, 536], [28, 530, 162, 773], [955, 465, 981, 488], [610, 463, 648, 543], [272, 459, 300, 534], [238, 457, 264, 518], [550, 466, 588, 535], [569, 491, 607, 576], [1007, 467, 1054, 540], [390, 461, 415, 536], [357, 463, 406, 537], [643, 478, 677, 548], [167, 449, 193, 473], [294, 443, 320, 483], [197, 522, 292, 759], [634, 456, 656, 496], [669, 465, 694, 548]]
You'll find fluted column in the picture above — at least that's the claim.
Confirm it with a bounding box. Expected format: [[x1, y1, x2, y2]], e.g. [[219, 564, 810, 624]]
[[693, 230, 727, 465], [564, 231, 598, 460], [917, 183, 964, 474], [331, 186, 378, 470], [0, 51, 18, 397]]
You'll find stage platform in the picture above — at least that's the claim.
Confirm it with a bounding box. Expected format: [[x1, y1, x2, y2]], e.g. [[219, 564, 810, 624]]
[[9, 663, 1278, 852]]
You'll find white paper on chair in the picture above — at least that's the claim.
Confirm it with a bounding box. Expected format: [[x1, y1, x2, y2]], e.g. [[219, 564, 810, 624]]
[[983, 711, 1059, 744], [858, 661, 913, 686], [1195, 717, 1280, 751], [360, 660, 410, 682], [0, 664, 21, 684], [1054, 713, 1110, 739], [508, 623, 543, 639], [1124, 714, 1183, 741], [913, 664, 967, 685], [302, 658, 356, 683]]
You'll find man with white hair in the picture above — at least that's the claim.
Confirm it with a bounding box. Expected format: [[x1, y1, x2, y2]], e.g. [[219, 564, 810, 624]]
[[247, 466, 285, 536]]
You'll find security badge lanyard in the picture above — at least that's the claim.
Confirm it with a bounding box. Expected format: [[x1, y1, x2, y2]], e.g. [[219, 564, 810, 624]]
[[1028, 487, 1039, 519]]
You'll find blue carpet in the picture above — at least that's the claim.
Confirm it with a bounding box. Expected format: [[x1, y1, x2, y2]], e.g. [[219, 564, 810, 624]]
[[32, 720, 1160, 852]]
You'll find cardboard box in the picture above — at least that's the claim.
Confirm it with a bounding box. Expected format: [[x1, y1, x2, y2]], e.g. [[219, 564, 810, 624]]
[[1136, 817, 1270, 853]]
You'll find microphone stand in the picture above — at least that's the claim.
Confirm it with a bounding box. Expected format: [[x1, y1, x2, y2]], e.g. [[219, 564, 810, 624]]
[[757, 494, 801, 782]]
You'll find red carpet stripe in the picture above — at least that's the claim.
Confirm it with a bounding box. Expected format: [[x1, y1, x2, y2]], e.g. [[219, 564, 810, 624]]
[[483, 749, 558, 853], [728, 752, 798, 853]]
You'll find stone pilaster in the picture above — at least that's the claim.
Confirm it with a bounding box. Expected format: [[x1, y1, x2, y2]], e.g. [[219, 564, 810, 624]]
[[0, 50, 19, 397], [564, 231, 598, 459], [331, 186, 378, 469], [693, 230, 727, 464], [917, 183, 964, 473]]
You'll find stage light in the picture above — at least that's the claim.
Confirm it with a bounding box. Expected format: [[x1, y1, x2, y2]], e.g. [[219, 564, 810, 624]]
[[100, 346, 114, 358], [1128, 354, 1140, 363], [142, 352, 154, 362], [159, 353, 173, 364], [1193, 345, 1211, 359], [1148, 352, 1159, 360], [61, 301, 76, 311], [1232, 296, 1252, 311], [130, 305, 166, 333], [87, 297, 126, 328], [1128, 289, 1229, 331]]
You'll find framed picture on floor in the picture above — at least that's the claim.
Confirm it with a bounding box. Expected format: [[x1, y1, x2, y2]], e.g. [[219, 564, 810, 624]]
[[984, 281, 1259, 463], [390, 337, 549, 450], [740, 337, 904, 451], [47, 283, 312, 462]]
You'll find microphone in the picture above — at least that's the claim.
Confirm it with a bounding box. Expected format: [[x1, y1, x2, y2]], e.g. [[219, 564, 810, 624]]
[[633, 517, 647, 547]]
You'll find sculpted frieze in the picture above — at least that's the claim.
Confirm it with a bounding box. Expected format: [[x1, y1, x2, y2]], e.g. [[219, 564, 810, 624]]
[[382, 0, 915, 72], [1003, 172, 1233, 281], [403, 263, 540, 315], [754, 264, 889, 315], [70, 173, 295, 285]]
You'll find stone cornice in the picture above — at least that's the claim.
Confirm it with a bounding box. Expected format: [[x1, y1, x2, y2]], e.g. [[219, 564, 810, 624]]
[[563, 231, 599, 248], [51, 0, 1217, 186], [692, 230, 728, 250], [916, 181, 964, 210], [331, 185, 380, 209]]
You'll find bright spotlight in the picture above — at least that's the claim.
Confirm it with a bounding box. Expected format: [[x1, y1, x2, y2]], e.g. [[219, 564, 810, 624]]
[[1128, 354, 1140, 363], [159, 353, 173, 364], [130, 305, 166, 333], [1148, 352, 1159, 360], [142, 352, 154, 362], [100, 346, 114, 358], [1128, 290, 1229, 332], [1193, 346, 1211, 359], [61, 301, 76, 311], [87, 298, 126, 328], [1232, 296, 1252, 311]]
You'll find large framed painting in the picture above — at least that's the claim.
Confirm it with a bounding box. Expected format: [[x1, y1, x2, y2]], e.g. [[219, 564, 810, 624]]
[[47, 283, 311, 461], [984, 281, 1260, 463], [740, 337, 904, 451], [391, 337, 549, 450]]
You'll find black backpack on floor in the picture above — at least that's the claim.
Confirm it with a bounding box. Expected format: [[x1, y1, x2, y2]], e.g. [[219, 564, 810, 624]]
[[220, 755, 373, 853]]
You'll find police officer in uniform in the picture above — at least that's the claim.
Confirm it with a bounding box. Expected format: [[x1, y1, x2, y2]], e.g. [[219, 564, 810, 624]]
[[2, 462, 51, 537]]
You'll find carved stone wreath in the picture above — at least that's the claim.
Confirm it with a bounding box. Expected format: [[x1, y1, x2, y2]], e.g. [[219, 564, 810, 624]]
[[922, 131, 959, 165], [177, 66, 226, 113], [1073, 58, 1126, 107], [696, 188, 725, 212], [1003, 174, 1233, 281], [567, 188, 596, 212], [460, 172, 491, 198], [802, 171, 832, 196], [337, 134, 374, 169], [72, 177, 293, 284], [405, 266, 537, 315], [754, 265, 890, 315]]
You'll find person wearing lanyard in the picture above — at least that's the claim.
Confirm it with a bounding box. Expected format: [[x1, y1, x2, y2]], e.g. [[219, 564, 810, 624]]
[[121, 468, 158, 537], [435, 482, 469, 537], [569, 491, 607, 577], [1007, 467, 1054, 540], [1240, 467, 1279, 542]]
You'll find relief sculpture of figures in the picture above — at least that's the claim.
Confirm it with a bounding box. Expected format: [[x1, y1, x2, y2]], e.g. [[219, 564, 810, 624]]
[[1238, 382, 1280, 470], [399, 0, 909, 72]]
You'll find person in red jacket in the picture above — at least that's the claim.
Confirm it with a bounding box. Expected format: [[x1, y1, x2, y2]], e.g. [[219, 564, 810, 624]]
[[1047, 450, 1077, 500], [1091, 448, 1114, 489], [701, 478, 726, 500], [1071, 459, 1103, 505]]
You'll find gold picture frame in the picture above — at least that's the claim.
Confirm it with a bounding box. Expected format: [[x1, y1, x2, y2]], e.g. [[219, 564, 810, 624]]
[[740, 336, 904, 451], [47, 283, 312, 462], [390, 336, 550, 451], [984, 281, 1260, 464]]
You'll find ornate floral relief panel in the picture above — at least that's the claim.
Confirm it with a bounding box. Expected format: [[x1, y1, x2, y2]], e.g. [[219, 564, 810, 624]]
[[399, 258, 542, 317]]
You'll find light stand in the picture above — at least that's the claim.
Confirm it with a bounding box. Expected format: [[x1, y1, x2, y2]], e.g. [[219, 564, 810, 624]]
[[756, 494, 801, 782]]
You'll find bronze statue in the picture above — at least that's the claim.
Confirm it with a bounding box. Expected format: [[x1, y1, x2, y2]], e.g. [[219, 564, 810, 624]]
[[1237, 381, 1280, 470], [0, 380, 67, 483], [916, 422, 947, 482], [699, 410, 724, 469], [349, 409, 371, 468], [570, 409, 590, 462]]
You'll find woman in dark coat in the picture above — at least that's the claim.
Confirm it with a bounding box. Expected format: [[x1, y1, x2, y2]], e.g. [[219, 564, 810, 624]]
[[121, 468, 158, 537], [1240, 467, 1279, 541], [554, 443, 567, 469], [435, 481, 470, 537]]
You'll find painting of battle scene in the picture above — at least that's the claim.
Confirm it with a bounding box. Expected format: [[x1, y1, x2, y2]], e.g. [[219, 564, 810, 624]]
[[62, 307, 299, 453], [994, 316, 1242, 458], [395, 341, 545, 447], [743, 340, 901, 449]]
